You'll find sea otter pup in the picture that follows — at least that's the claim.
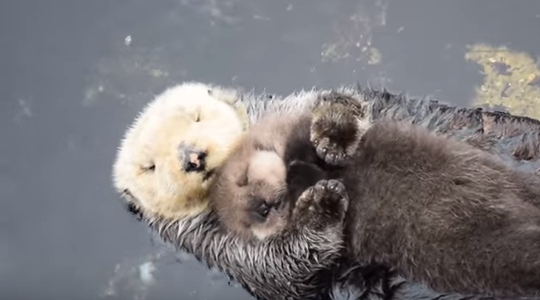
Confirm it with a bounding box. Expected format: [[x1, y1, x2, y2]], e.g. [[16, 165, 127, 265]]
[[113, 82, 540, 300], [208, 92, 364, 242], [208, 91, 540, 298]]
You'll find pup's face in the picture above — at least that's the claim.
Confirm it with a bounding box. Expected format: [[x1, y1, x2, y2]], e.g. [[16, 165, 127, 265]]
[[211, 149, 292, 241], [112, 83, 246, 220]]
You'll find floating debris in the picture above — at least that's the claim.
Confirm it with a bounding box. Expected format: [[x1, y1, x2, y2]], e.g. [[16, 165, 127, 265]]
[[367, 47, 382, 65], [528, 74, 540, 88], [100, 252, 163, 300], [14, 97, 34, 122], [149, 69, 169, 78], [320, 0, 387, 64], [138, 261, 156, 285], [253, 14, 270, 21], [489, 59, 512, 76], [82, 85, 105, 106]]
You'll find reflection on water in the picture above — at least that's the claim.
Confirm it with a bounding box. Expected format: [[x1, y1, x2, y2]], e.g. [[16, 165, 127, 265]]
[[0, 0, 539, 299]]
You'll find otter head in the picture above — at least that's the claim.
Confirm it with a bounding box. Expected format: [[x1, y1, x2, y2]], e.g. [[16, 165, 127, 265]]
[[210, 145, 293, 241], [112, 82, 247, 221]]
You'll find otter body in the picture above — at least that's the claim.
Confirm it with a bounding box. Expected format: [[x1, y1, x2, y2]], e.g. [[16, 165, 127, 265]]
[[113, 82, 540, 300], [209, 91, 540, 297], [341, 121, 540, 297]]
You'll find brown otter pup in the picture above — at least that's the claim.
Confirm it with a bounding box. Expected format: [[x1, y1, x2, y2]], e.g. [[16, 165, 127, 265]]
[[208, 91, 540, 298], [208, 93, 362, 242]]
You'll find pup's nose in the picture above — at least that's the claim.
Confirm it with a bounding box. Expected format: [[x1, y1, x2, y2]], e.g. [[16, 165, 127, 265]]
[[178, 143, 207, 173]]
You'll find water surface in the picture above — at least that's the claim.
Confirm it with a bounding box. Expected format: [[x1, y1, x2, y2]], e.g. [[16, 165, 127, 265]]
[[1, 0, 539, 299]]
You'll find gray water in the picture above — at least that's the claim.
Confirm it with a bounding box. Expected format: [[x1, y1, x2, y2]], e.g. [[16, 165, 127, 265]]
[[1, 0, 539, 299]]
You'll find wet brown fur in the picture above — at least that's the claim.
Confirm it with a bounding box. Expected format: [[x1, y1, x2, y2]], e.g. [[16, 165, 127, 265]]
[[209, 91, 540, 298], [342, 120, 540, 297]]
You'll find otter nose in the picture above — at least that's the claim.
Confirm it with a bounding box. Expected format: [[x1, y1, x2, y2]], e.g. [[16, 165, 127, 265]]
[[178, 143, 207, 173]]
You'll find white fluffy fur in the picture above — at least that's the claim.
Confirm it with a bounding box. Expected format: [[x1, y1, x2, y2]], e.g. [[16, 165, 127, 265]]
[[112, 82, 247, 220]]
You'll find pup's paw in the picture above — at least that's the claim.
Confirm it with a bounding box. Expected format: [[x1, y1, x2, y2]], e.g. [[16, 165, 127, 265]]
[[293, 179, 349, 223], [311, 179, 349, 221], [310, 96, 367, 166], [310, 121, 355, 167]]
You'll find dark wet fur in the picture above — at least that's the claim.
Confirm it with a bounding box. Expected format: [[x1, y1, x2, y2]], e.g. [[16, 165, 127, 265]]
[[211, 91, 540, 297], [121, 86, 540, 300], [311, 91, 540, 297], [364, 87, 540, 173], [339, 121, 540, 297], [312, 91, 540, 297]]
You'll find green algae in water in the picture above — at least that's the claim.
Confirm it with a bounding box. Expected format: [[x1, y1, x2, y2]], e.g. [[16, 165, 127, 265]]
[[367, 47, 382, 65], [465, 44, 540, 119]]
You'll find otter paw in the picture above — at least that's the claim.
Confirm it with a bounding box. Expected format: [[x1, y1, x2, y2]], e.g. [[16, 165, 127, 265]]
[[310, 110, 364, 167], [311, 135, 351, 167], [294, 179, 349, 222], [312, 179, 349, 220]]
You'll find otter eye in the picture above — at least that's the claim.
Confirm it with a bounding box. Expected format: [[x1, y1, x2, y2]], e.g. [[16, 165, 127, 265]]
[[255, 202, 270, 218], [141, 164, 155, 172], [250, 197, 270, 222]]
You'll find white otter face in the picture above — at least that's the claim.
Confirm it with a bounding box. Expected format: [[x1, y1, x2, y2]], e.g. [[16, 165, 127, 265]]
[[112, 82, 246, 220]]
